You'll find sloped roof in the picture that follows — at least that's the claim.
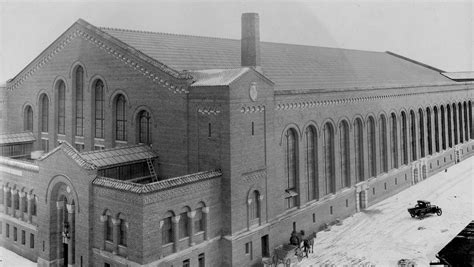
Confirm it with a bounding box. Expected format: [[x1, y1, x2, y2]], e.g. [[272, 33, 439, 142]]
[[93, 170, 221, 194], [100, 27, 453, 91], [187, 68, 250, 87], [81, 144, 157, 168], [442, 72, 474, 81], [38, 142, 96, 169], [0, 132, 35, 145]]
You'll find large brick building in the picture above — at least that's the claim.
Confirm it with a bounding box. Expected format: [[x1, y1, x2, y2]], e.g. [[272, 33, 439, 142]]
[[0, 13, 473, 267]]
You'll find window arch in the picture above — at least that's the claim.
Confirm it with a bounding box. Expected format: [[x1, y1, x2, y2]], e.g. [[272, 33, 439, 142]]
[[305, 126, 318, 200], [401, 111, 408, 165], [410, 110, 417, 161], [24, 105, 33, 131], [434, 107, 440, 152], [447, 105, 452, 148], [367, 116, 376, 177], [115, 94, 127, 141], [138, 110, 152, 145], [379, 115, 388, 173], [354, 118, 364, 181], [418, 108, 425, 158], [339, 121, 350, 188], [390, 113, 398, 168], [40, 94, 49, 133], [323, 122, 335, 194], [75, 66, 84, 136], [284, 128, 298, 209], [93, 80, 105, 139], [57, 80, 66, 135]]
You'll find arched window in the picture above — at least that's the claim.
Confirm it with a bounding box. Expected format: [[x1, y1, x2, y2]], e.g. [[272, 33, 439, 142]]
[[469, 101, 473, 140], [138, 110, 152, 145], [24, 105, 33, 131], [463, 102, 469, 140], [418, 108, 425, 158], [390, 113, 398, 169], [401, 111, 408, 165], [179, 207, 190, 238], [40, 94, 49, 133], [339, 121, 350, 188], [458, 103, 463, 143], [426, 108, 432, 155], [379, 115, 388, 173], [354, 118, 364, 181], [447, 105, 452, 148], [194, 203, 205, 233], [75, 67, 84, 136], [118, 214, 127, 246], [410, 110, 417, 161], [249, 190, 260, 221], [162, 212, 174, 244], [323, 122, 335, 194], [367, 117, 376, 177], [441, 106, 446, 149], [115, 94, 127, 141], [284, 128, 298, 209], [57, 80, 66, 135], [452, 104, 458, 145], [305, 126, 317, 200], [104, 210, 113, 242], [94, 80, 105, 138], [434, 107, 440, 152]]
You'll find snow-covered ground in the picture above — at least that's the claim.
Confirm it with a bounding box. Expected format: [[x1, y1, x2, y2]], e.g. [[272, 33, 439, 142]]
[[300, 157, 473, 266], [0, 246, 36, 267]]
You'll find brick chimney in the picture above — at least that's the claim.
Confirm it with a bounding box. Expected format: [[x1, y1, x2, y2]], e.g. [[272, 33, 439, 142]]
[[241, 13, 261, 68]]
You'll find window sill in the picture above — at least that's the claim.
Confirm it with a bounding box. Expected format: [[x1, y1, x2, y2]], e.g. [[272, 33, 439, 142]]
[[179, 236, 190, 241], [162, 242, 173, 248]]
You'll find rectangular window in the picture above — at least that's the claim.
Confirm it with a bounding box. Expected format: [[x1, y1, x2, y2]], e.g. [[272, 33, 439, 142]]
[[95, 83, 105, 138], [106, 216, 113, 241], [194, 208, 204, 232], [32, 196, 37, 216], [251, 122, 255, 136], [245, 242, 253, 259], [104, 263, 111, 267], [179, 212, 189, 238], [182, 259, 190, 267], [94, 145, 105, 150], [13, 227, 17, 241], [6, 223, 9, 238], [58, 83, 66, 134], [198, 253, 205, 267], [75, 143, 85, 152], [30, 234, 34, 248], [0, 221, 2, 235], [330, 206, 333, 215], [312, 213, 315, 223], [76, 68, 84, 136], [21, 230, 25, 245], [208, 123, 212, 137]]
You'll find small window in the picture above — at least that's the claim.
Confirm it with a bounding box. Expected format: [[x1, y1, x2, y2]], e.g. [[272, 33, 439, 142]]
[[330, 206, 333, 215], [21, 230, 25, 245], [405, 174, 407, 181], [75, 143, 85, 152], [245, 242, 253, 259], [384, 182, 387, 190], [312, 213, 315, 223], [208, 123, 212, 137], [182, 259, 190, 267], [395, 177, 398, 185], [198, 253, 205, 267], [104, 263, 111, 267], [444, 157, 446, 162], [0, 222, 2, 235], [251, 122, 255, 136], [437, 160, 439, 166], [6, 224, 10, 238], [30, 234, 34, 248], [13, 227, 17, 241], [292, 222, 296, 231], [372, 188, 375, 195], [345, 199, 348, 207]]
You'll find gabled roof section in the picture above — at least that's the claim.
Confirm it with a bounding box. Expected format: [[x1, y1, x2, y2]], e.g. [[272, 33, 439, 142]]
[[101, 26, 454, 91], [38, 142, 96, 170], [92, 170, 221, 194], [81, 144, 157, 168], [0, 132, 35, 145], [187, 67, 273, 87], [441, 72, 474, 81]]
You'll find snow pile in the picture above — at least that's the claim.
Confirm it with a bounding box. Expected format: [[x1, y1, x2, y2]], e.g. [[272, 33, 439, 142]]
[[0, 247, 36, 267], [300, 157, 473, 266]]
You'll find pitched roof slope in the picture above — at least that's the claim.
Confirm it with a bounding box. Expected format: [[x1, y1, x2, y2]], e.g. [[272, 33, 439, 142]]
[[100, 27, 453, 91]]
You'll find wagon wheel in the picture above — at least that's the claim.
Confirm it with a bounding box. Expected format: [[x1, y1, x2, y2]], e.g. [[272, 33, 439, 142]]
[[436, 209, 442, 216], [410, 212, 415, 218], [285, 258, 291, 267]]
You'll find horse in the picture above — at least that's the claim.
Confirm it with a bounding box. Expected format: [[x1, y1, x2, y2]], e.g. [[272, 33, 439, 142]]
[[303, 232, 316, 256]]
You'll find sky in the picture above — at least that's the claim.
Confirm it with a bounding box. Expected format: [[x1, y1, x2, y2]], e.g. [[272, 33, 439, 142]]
[[0, 0, 473, 82]]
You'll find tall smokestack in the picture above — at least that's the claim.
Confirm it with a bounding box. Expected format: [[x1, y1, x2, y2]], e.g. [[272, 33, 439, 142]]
[[241, 13, 261, 68]]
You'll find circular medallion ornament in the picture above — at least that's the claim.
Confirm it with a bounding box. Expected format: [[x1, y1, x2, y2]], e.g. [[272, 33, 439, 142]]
[[249, 82, 258, 102]]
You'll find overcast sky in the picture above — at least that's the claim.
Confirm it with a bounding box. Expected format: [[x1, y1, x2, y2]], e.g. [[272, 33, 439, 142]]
[[0, 0, 472, 82]]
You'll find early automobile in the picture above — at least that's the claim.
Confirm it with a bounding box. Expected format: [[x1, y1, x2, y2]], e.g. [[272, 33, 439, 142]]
[[407, 200, 442, 219]]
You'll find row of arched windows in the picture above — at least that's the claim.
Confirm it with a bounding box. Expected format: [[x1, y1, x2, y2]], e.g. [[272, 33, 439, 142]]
[[283, 101, 473, 208], [24, 66, 153, 150], [102, 210, 127, 248]]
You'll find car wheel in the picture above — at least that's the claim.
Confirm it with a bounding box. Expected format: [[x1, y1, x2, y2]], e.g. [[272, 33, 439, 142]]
[[437, 209, 442, 216]]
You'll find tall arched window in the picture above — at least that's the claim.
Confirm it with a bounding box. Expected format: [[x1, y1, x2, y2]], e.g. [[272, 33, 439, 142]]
[[379, 115, 388, 173], [75, 66, 84, 136], [367, 117, 376, 177], [118, 214, 127, 246], [323, 122, 335, 194], [105, 211, 113, 242], [354, 118, 364, 181], [194, 203, 205, 233], [285, 128, 298, 209], [447, 105, 452, 148], [401, 111, 408, 165], [305, 126, 317, 200], [115, 94, 127, 141], [138, 110, 152, 145], [469, 101, 473, 140], [458, 103, 463, 143], [249, 191, 260, 220], [162, 211, 174, 244], [452, 104, 458, 145], [40, 94, 49, 133], [57, 80, 66, 134], [463, 102, 468, 140], [418, 108, 425, 158], [390, 113, 398, 169], [179, 207, 190, 238], [441, 105, 446, 149], [339, 121, 350, 188], [426, 108, 432, 155], [94, 80, 105, 139], [410, 110, 417, 161], [434, 107, 440, 152], [24, 105, 33, 131]]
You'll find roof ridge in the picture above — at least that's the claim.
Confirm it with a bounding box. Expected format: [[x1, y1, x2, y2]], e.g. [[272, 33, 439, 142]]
[[99, 26, 238, 42], [80, 143, 146, 155]]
